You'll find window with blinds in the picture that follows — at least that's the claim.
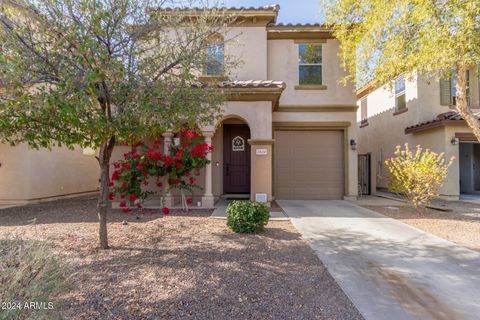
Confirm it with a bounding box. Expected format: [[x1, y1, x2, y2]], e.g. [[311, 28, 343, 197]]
[[440, 71, 470, 106]]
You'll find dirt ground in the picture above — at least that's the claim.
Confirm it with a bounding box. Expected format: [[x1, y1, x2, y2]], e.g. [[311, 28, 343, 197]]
[[0, 196, 362, 320], [358, 195, 480, 252]]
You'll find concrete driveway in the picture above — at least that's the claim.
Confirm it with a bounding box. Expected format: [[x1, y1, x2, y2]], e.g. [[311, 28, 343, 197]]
[[278, 200, 480, 320]]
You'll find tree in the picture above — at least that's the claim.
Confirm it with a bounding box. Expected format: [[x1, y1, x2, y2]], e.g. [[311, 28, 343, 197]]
[[322, 0, 480, 140], [385, 144, 453, 212], [0, 0, 236, 249]]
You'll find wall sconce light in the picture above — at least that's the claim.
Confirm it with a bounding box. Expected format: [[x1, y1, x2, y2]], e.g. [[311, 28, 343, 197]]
[[350, 139, 357, 151], [451, 137, 458, 145]]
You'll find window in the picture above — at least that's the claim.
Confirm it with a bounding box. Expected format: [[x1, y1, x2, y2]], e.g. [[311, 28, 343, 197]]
[[395, 76, 406, 112], [298, 43, 322, 85], [440, 70, 470, 106], [360, 97, 368, 126], [204, 34, 224, 76]]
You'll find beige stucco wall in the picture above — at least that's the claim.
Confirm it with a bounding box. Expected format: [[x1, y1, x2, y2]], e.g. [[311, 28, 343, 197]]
[[0, 143, 99, 204], [268, 39, 356, 106], [225, 27, 267, 80]]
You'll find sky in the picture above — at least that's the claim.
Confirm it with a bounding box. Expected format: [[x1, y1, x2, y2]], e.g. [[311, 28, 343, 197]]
[[223, 0, 324, 24]]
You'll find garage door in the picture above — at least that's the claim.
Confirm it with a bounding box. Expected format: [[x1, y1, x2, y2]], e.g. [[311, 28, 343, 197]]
[[274, 130, 344, 200]]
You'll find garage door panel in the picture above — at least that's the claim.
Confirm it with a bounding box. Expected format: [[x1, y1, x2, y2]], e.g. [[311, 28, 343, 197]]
[[274, 130, 344, 200]]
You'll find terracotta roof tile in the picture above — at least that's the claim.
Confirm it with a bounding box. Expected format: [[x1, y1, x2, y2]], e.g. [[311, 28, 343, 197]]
[[159, 5, 280, 12], [405, 111, 480, 133], [269, 23, 326, 27], [219, 80, 286, 89]]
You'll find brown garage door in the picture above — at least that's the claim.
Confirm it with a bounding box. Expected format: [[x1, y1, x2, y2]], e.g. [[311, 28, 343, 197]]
[[274, 130, 344, 200]]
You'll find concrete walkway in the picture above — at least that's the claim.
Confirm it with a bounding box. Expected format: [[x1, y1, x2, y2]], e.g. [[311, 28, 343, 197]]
[[278, 200, 480, 320]]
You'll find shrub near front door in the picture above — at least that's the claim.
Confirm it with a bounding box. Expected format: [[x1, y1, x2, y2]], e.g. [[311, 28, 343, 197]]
[[226, 201, 270, 233]]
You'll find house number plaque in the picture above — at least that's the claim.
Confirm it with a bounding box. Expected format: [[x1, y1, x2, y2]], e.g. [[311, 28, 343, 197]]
[[256, 148, 268, 156]]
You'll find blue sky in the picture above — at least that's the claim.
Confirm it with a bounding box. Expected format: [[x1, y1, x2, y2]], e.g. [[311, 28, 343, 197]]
[[223, 0, 323, 24]]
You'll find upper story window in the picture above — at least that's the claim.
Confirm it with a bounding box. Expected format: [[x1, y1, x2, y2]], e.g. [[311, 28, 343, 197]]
[[360, 97, 368, 126], [298, 43, 322, 85], [205, 34, 224, 76], [395, 75, 406, 112], [440, 70, 470, 106]]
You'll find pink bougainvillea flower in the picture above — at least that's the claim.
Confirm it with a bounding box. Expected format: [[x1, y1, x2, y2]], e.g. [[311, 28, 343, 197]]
[[119, 201, 127, 208], [142, 171, 149, 177], [122, 207, 130, 213], [185, 172, 190, 177], [143, 181, 149, 186], [156, 182, 163, 187], [108, 181, 114, 187], [176, 163, 183, 169], [181, 141, 189, 147], [122, 163, 131, 170], [121, 181, 128, 188], [195, 172, 200, 176], [136, 163, 145, 169], [162, 207, 170, 215], [114, 163, 120, 169], [133, 152, 140, 159], [186, 131, 194, 139], [189, 177, 196, 185], [108, 193, 115, 200], [137, 203, 142, 208], [187, 198, 193, 205], [111, 170, 119, 181], [129, 194, 137, 202], [175, 150, 184, 160], [120, 194, 126, 199]]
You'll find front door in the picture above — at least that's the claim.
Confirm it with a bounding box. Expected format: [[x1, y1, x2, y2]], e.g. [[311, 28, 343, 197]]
[[223, 124, 251, 194]]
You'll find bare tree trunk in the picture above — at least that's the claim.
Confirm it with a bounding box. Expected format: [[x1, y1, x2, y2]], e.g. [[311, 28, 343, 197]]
[[456, 65, 480, 141], [97, 136, 116, 249]]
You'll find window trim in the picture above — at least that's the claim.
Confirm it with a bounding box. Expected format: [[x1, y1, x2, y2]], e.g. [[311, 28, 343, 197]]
[[298, 43, 323, 86]]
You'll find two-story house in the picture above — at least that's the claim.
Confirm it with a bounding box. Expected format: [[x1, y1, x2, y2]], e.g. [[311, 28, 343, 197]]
[[112, 5, 359, 208], [357, 68, 480, 200]]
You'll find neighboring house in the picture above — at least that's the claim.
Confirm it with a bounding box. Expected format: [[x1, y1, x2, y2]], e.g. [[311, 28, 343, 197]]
[[0, 143, 99, 206], [112, 5, 359, 208], [357, 68, 480, 200]]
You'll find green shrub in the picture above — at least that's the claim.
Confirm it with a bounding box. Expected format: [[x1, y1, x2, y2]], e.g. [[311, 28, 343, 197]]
[[385, 143, 454, 211], [226, 201, 270, 233], [0, 237, 70, 320]]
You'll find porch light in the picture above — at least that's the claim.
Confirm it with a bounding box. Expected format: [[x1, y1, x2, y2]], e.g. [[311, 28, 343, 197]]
[[451, 137, 459, 145], [350, 139, 357, 151]]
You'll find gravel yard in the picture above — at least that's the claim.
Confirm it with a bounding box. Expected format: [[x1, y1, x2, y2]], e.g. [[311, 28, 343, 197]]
[[0, 196, 362, 320], [359, 196, 480, 252]]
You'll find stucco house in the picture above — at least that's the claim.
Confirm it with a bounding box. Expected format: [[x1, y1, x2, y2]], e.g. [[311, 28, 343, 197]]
[[112, 5, 359, 208], [1, 5, 358, 207], [357, 67, 480, 200]]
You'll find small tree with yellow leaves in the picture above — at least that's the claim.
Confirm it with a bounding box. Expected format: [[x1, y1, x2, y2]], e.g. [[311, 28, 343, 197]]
[[385, 144, 454, 212]]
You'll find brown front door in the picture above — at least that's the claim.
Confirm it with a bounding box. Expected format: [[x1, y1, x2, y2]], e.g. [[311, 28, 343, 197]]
[[223, 124, 251, 194]]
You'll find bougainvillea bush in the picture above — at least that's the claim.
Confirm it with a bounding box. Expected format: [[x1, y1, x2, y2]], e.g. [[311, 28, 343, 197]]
[[110, 129, 213, 213]]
